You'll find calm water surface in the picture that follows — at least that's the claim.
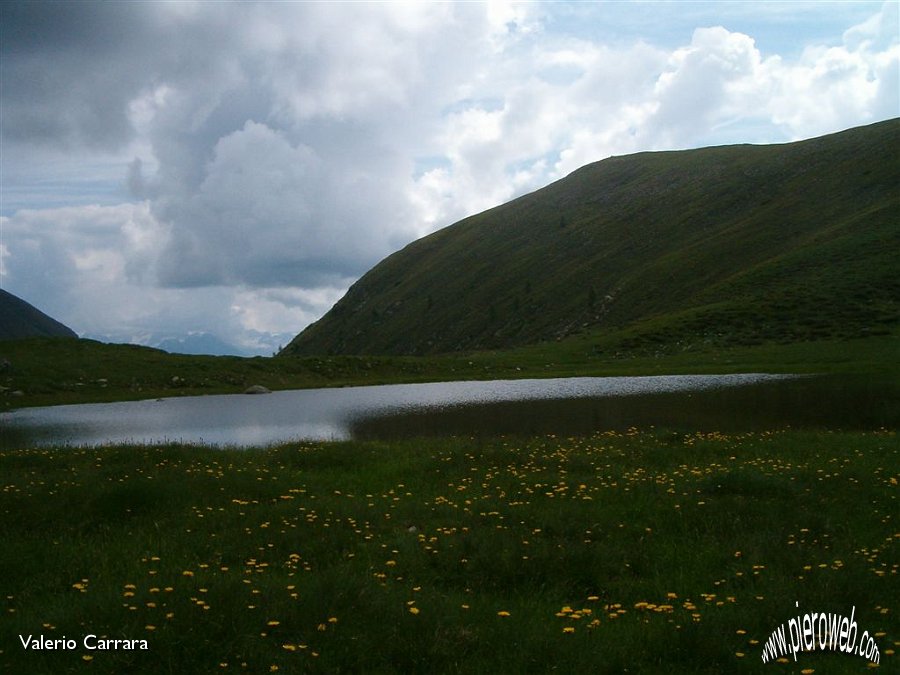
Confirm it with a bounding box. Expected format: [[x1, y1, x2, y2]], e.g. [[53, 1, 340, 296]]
[[0, 373, 894, 450]]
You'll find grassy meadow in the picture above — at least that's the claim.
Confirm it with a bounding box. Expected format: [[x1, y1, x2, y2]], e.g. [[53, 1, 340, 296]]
[[1, 429, 897, 673]]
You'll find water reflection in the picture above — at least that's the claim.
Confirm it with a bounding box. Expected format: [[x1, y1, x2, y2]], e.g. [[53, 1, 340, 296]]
[[0, 373, 894, 450], [352, 374, 897, 439]]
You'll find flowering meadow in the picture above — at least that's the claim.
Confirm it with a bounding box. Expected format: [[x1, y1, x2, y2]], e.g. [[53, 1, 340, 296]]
[[0, 429, 896, 673]]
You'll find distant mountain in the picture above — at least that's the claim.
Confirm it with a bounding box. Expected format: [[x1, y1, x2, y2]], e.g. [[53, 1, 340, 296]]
[[152, 333, 253, 357], [80, 332, 257, 357], [0, 289, 78, 341], [154, 332, 293, 357], [81, 331, 292, 357], [285, 119, 899, 356]]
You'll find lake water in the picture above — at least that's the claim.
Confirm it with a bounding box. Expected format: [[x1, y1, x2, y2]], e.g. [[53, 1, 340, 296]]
[[0, 373, 894, 450]]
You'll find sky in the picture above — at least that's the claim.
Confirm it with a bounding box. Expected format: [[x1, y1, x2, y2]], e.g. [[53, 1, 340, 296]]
[[1, 1, 898, 355]]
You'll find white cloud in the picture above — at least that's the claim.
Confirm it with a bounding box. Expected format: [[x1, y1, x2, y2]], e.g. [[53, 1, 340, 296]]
[[649, 27, 764, 144], [230, 286, 348, 336], [764, 19, 900, 138], [1, 203, 166, 329]]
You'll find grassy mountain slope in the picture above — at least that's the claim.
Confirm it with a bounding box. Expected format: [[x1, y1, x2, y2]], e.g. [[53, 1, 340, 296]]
[[0, 289, 78, 341], [285, 119, 899, 356]]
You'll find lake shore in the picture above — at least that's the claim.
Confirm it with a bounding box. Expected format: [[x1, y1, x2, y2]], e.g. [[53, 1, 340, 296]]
[[2, 333, 897, 410]]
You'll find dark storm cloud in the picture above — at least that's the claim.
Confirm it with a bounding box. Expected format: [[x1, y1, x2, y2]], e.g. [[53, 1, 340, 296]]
[[0, 2, 261, 150], [1, 2, 161, 148]]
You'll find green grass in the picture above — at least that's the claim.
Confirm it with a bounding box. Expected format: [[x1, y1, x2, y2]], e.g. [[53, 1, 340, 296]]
[[1, 332, 897, 410], [0, 337, 441, 410], [0, 429, 896, 673]]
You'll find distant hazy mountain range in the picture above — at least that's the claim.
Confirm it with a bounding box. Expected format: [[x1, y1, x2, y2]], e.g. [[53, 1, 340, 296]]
[[146, 332, 286, 357], [146, 333, 255, 357], [285, 119, 899, 357], [0, 289, 78, 341], [0, 288, 282, 356], [80, 332, 289, 357]]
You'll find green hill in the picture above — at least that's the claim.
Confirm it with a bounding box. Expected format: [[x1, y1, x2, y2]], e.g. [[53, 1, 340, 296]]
[[0, 289, 78, 341], [285, 119, 899, 357]]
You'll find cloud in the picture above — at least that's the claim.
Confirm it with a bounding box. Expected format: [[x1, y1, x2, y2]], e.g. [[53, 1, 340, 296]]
[[230, 286, 348, 337], [1, 2, 166, 150], [0, 203, 166, 331], [88, 2, 497, 290], [0, 201, 344, 349], [1, 1, 897, 351], [153, 118, 420, 289], [651, 27, 763, 142], [764, 7, 900, 137]]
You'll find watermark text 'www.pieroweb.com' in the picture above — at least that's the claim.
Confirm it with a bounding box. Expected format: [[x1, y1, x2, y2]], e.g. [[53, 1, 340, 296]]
[[762, 603, 880, 665]]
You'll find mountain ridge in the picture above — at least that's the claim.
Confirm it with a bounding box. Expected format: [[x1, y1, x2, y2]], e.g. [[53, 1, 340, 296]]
[[0, 289, 78, 341], [285, 119, 899, 356]]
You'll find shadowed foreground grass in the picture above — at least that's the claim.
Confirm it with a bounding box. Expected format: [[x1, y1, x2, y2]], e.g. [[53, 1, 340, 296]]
[[0, 430, 896, 673]]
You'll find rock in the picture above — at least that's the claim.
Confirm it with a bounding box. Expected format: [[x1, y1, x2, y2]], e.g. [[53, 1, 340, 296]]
[[244, 385, 271, 395]]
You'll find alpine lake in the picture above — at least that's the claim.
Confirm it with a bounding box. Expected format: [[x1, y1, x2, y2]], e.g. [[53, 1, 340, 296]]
[[1, 372, 895, 450]]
